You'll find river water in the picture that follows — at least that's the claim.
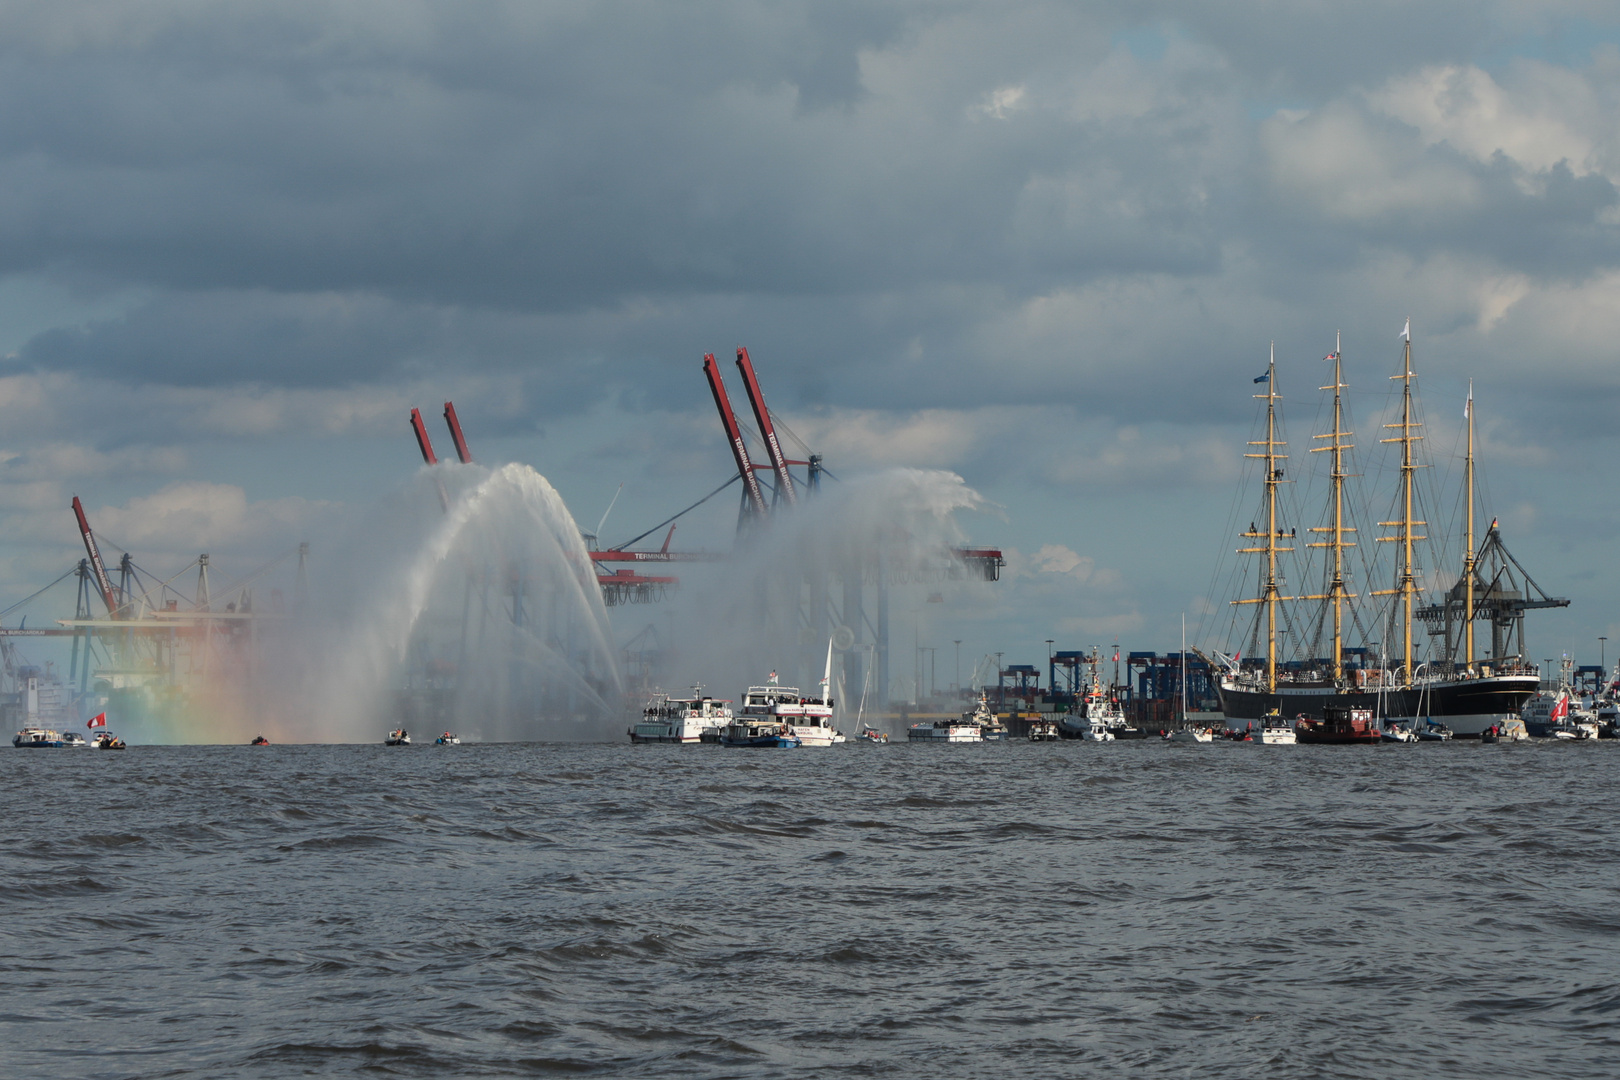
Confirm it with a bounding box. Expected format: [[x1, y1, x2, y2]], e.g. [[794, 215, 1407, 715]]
[[3, 739, 1618, 1078]]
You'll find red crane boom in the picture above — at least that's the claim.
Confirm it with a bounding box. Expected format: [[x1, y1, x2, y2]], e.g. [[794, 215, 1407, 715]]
[[443, 401, 473, 464], [410, 408, 439, 465], [703, 353, 769, 517], [734, 346, 796, 507], [71, 496, 119, 616]]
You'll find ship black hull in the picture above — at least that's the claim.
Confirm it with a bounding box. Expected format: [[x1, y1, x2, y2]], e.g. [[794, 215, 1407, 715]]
[[1218, 675, 1537, 738]]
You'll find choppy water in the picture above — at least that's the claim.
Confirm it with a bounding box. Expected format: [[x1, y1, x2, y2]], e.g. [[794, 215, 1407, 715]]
[[4, 739, 1619, 1078]]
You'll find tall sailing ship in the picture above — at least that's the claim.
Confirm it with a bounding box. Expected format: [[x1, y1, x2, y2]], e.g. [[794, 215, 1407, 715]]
[[1214, 327, 1564, 737]]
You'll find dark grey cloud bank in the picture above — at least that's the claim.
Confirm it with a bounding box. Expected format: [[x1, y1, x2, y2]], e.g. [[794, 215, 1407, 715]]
[[3, 0, 1615, 430]]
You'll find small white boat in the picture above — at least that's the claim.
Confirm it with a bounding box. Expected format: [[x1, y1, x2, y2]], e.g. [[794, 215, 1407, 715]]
[[907, 719, 983, 742], [434, 732, 460, 745], [61, 732, 89, 748], [385, 729, 412, 746], [92, 732, 126, 750], [1380, 723, 1417, 743], [1166, 727, 1214, 744], [1080, 720, 1115, 742], [1257, 715, 1296, 745], [857, 724, 889, 744]]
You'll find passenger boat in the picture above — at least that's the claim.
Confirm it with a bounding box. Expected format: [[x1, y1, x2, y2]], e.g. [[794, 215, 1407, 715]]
[[1213, 336, 1551, 737], [907, 714, 983, 742], [385, 729, 411, 746], [730, 676, 838, 746], [630, 688, 733, 744], [12, 727, 64, 748]]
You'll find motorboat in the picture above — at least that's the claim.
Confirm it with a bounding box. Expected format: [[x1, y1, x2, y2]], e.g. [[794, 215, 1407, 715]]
[[92, 732, 126, 750], [1080, 718, 1115, 742], [13, 727, 64, 748], [719, 719, 802, 748], [434, 732, 461, 745], [1415, 721, 1453, 742], [251, 735, 270, 746], [857, 724, 889, 744], [630, 688, 733, 743], [1027, 719, 1060, 741], [1380, 723, 1418, 743], [1256, 714, 1296, 745], [60, 732, 89, 748], [385, 729, 412, 746]]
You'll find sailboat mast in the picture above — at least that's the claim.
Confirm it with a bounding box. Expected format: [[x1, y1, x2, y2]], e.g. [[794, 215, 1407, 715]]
[[1464, 380, 1475, 668], [1309, 331, 1356, 685], [1237, 345, 1290, 693], [1377, 320, 1426, 679]]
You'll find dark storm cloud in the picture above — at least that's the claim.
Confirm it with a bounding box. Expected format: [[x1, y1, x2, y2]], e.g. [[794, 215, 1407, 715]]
[[0, 0, 1616, 427]]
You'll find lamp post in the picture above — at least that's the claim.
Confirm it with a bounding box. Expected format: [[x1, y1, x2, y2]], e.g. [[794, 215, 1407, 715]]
[[953, 640, 961, 695], [1601, 636, 1607, 672]]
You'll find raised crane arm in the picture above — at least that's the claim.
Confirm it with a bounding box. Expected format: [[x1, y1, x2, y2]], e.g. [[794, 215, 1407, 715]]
[[734, 346, 796, 507], [443, 401, 473, 464], [703, 353, 769, 517], [70, 496, 119, 617]]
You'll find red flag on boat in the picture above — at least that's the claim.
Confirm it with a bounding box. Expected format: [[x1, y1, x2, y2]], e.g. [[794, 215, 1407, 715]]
[[87, 713, 107, 729]]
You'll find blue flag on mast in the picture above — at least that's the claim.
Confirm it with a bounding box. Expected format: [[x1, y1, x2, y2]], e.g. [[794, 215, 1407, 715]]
[[1253, 371, 1270, 383]]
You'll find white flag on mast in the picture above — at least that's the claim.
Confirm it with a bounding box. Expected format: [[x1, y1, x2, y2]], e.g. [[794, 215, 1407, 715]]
[[1399, 317, 1410, 341], [1465, 380, 1472, 419]]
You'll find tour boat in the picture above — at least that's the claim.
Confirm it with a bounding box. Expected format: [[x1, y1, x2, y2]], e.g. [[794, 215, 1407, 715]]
[[630, 688, 733, 743], [12, 727, 64, 748]]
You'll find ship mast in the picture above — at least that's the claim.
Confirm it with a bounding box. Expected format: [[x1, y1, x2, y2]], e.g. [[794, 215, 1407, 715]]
[[1464, 380, 1475, 669], [1237, 344, 1291, 693], [1376, 320, 1426, 680], [1307, 332, 1356, 685]]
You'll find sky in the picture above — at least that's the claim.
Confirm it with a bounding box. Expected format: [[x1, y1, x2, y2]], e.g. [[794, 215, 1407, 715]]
[[3, 1, 1620, 695]]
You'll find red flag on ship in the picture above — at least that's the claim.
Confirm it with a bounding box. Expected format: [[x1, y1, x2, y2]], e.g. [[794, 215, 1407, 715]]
[[87, 713, 107, 729]]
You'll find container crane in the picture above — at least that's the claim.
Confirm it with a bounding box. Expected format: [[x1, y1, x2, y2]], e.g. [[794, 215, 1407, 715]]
[[702, 354, 769, 519], [734, 346, 796, 507], [71, 496, 119, 617]]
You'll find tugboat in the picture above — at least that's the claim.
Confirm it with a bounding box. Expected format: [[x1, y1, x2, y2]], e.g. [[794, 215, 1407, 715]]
[[434, 732, 461, 745], [385, 729, 411, 746], [966, 694, 1009, 740], [629, 688, 733, 744], [1058, 648, 1135, 739], [1295, 704, 1381, 744]]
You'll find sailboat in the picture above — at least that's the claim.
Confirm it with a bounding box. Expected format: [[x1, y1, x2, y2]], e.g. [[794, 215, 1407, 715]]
[[1168, 615, 1213, 743], [1214, 329, 1553, 738]]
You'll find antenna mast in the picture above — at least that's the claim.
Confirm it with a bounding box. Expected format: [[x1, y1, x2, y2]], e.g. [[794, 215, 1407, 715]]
[[1307, 332, 1357, 685]]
